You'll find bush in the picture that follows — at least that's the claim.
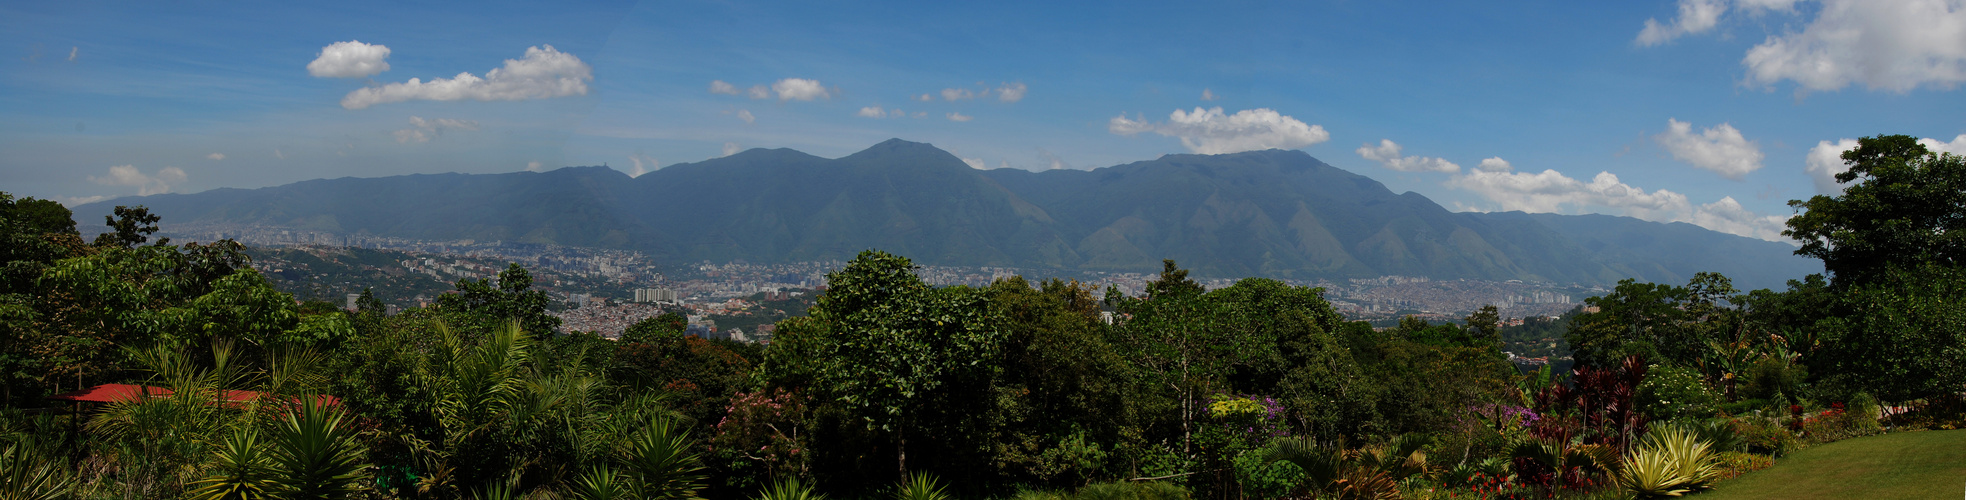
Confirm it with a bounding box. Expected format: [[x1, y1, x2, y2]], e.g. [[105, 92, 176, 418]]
[[1637, 365, 1719, 421], [1717, 398, 1775, 417], [1730, 416, 1801, 457], [1711, 451, 1773, 481], [1799, 399, 1882, 444]]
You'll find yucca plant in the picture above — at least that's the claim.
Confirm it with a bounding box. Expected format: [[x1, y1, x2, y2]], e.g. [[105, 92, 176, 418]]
[[1616, 426, 1721, 498], [566, 466, 632, 500], [892, 472, 951, 500], [186, 426, 279, 500], [1508, 435, 1615, 488], [619, 416, 707, 499], [1264, 435, 1425, 500], [754, 477, 825, 500], [268, 398, 366, 499]]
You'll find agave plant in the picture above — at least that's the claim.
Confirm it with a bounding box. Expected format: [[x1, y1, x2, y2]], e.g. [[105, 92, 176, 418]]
[[565, 466, 632, 500], [891, 472, 951, 500], [1616, 426, 1721, 498], [754, 477, 826, 500]]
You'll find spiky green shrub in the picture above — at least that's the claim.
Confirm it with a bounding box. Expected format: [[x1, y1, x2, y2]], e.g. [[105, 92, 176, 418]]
[[1616, 426, 1721, 498], [618, 417, 707, 499], [753, 477, 825, 500], [269, 398, 367, 499], [186, 426, 279, 500], [891, 472, 951, 500], [0, 443, 78, 500]]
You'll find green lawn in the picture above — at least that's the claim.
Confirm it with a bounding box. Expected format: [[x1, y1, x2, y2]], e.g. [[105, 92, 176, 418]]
[[1699, 429, 1966, 499]]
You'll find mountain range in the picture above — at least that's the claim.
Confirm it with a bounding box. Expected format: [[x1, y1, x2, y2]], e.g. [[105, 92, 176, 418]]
[[71, 139, 1821, 290]]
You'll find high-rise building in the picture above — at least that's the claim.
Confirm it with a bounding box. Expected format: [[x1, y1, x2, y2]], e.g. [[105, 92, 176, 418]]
[[346, 293, 361, 311]]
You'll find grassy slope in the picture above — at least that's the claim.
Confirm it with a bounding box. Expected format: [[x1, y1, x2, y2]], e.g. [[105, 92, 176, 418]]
[[1700, 429, 1966, 500]]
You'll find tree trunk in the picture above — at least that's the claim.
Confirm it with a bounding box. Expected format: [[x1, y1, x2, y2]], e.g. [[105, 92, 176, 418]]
[[898, 420, 908, 481]]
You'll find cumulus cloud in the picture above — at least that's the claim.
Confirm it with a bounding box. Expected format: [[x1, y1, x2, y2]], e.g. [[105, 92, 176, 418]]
[[393, 116, 480, 143], [915, 93, 935, 102], [59, 195, 107, 207], [961, 157, 987, 169], [947, 111, 973, 122], [89, 165, 187, 196], [526, 161, 546, 172], [771, 78, 830, 101], [997, 82, 1027, 102], [340, 45, 590, 109], [1356, 139, 1461, 173], [1744, 0, 1966, 92], [736, 109, 755, 124], [1201, 88, 1218, 101], [1805, 134, 1966, 193], [857, 106, 887, 118], [1447, 159, 1795, 242], [1692, 196, 1793, 241], [709, 80, 739, 95], [723, 142, 742, 157], [1655, 119, 1763, 179], [206, 153, 225, 161], [308, 40, 391, 78], [1108, 107, 1330, 154], [1636, 0, 1727, 46]]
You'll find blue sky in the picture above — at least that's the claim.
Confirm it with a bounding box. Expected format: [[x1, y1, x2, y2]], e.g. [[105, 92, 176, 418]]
[[5, 0, 1965, 243]]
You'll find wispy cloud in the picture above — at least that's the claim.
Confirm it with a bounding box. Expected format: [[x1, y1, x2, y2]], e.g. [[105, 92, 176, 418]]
[[88, 165, 187, 196]]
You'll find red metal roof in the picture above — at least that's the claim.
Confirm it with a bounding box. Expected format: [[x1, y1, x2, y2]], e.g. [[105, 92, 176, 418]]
[[46, 383, 172, 403], [47, 383, 339, 407]]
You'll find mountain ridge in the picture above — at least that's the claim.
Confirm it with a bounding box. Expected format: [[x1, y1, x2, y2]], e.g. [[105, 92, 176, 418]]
[[70, 139, 1820, 290]]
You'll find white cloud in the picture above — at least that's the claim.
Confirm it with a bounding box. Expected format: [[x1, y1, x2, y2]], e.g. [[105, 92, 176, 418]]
[[307, 40, 391, 78], [67, 46, 76, 62], [772, 78, 830, 101], [723, 142, 742, 157], [1743, 0, 1966, 92], [1692, 196, 1793, 241], [626, 153, 657, 178], [1201, 88, 1218, 101], [526, 161, 545, 172], [748, 85, 770, 99], [88, 165, 187, 196], [1108, 107, 1330, 154], [961, 157, 986, 169], [206, 153, 225, 161], [1804, 138, 1859, 193], [340, 45, 591, 109], [1636, 0, 1727, 46], [393, 116, 480, 143], [856, 106, 887, 118], [709, 80, 739, 95], [1447, 160, 1796, 242], [1803, 134, 1965, 194], [947, 111, 973, 122], [913, 111, 927, 118], [59, 195, 107, 207], [1655, 119, 1763, 179], [997, 82, 1027, 102], [736, 109, 755, 124], [914, 94, 935, 102], [1355, 139, 1461, 173], [274, 149, 285, 160], [941, 88, 977, 101]]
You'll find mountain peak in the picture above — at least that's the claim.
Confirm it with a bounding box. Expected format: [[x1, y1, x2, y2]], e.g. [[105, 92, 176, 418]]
[[841, 138, 968, 168]]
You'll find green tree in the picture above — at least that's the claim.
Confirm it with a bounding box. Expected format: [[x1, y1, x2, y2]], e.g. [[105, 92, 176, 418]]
[[1784, 134, 1966, 286], [93, 204, 166, 249], [771, 250, 1005, 479], [435, 263, 561, 338]]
